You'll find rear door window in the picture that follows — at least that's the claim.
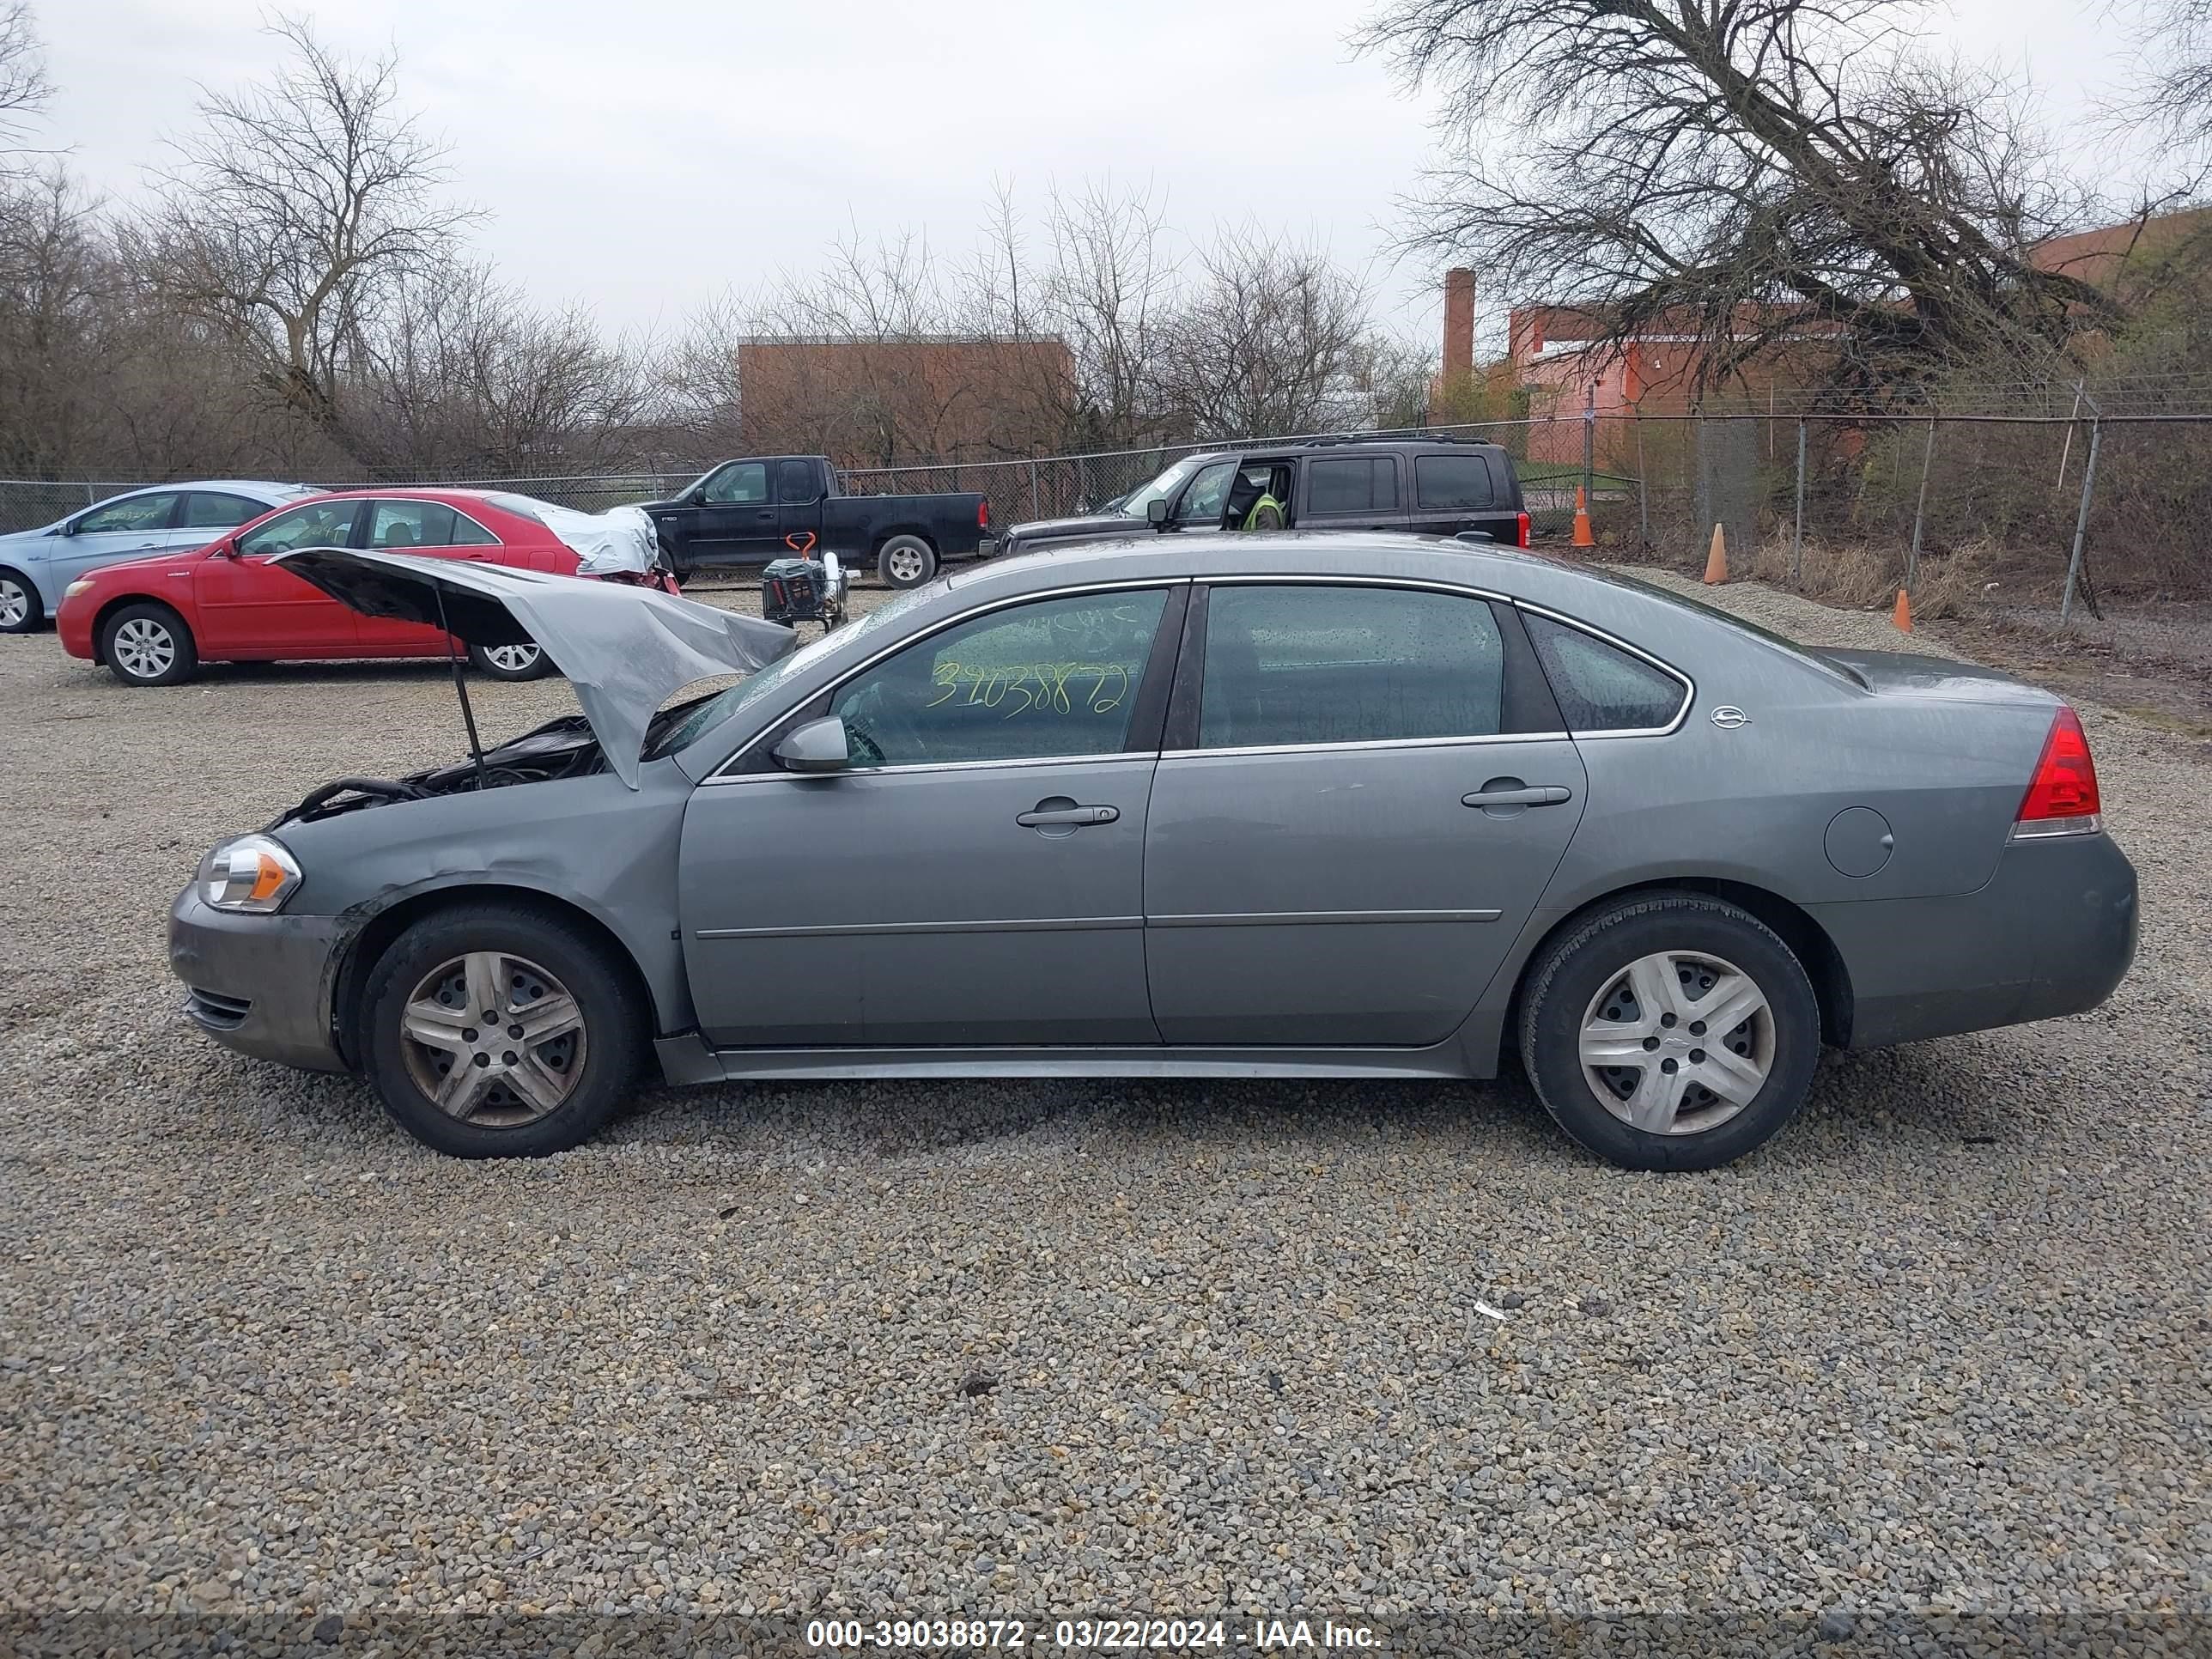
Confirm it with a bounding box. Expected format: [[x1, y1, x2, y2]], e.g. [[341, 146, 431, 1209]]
[[776, 459, 820, 501], [1521, 611, 1688, 732], [1304, 457, 1399, 515], [1197, 584, 1505, 750], [1414, 454, 1494, 510], [365, 500, 500, 550], [182, 492, 268, 530]]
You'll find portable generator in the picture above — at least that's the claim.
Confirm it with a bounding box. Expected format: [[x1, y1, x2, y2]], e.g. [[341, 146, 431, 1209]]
[[761, 550, 848, 630]]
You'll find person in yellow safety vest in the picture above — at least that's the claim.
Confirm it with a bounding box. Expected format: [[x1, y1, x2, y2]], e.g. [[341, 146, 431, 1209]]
[[1242, 491, 1285, 530]]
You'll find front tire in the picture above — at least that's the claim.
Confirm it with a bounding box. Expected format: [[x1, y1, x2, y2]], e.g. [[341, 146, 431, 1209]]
[[876, 534, 938, 588], [1517, 891, 1820, 1171], [360, 902, 643, 1158], [469, 641, 555, 681], [0, 568, 41, 633], [100, 601, 198, 686]]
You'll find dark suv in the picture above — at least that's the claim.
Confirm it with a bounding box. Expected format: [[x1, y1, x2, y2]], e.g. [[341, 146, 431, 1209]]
[[995, 434, 1529, 558]]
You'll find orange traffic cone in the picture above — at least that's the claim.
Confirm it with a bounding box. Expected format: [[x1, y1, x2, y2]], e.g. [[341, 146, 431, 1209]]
[[1892, 587, 1913, 632], [1571, 487, 1595, 549], [1702, 523, 1729, 584]]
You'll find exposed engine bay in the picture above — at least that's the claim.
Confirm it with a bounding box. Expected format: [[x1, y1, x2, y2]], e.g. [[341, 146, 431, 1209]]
[[276, 715, 609, 823]]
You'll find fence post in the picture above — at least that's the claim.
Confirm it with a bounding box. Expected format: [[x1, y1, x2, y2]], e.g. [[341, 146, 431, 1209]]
[[1905, 416, 1937, 596], [1633, 416, 1649, 546], [1791, 418, 1807, 588], [1581, 384, 1595, 507], [2059, 418, 2103, 628], [1028, 459, 1040, 520]]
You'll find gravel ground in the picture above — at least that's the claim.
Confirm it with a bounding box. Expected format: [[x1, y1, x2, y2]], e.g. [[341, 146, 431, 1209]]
[[2, 572, 2209, 1643]]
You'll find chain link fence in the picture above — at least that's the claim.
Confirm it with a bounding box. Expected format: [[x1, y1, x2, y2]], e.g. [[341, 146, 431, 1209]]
[[8, 405, 2209, 629]]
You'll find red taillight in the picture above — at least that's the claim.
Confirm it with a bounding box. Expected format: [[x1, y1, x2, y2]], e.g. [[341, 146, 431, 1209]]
[[1516, 510, 1531, 548], [979, 499, 990, 529], [2016, 706, 2100, 831]]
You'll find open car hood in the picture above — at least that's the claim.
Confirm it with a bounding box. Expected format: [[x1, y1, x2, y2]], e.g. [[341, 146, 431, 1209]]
[[270, 546, 796, 787]]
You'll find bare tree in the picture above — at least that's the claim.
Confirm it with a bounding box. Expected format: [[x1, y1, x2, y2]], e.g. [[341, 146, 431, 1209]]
[[136, 15, 480, 454], [0, 1, 50, 171], [351, 263, 654, 476], [2112, 0, 2212, 157], [1155, 228, 1373, 438], [1358, 0, 2118, 404]]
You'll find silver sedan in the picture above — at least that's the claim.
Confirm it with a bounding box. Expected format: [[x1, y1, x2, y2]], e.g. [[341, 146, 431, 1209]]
[[167, 534, 2137, 1170]]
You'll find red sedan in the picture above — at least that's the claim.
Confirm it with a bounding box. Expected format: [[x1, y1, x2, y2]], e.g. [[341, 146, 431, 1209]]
[[57, 489, 644, 686]]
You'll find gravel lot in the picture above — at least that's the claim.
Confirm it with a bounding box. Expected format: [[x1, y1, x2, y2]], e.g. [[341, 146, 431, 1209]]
[[2, 570, 2208, 1643]]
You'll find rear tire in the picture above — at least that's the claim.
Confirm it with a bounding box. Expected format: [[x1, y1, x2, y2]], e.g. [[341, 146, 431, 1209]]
[[877, 534, 938, 588], [1517, 891, 1820, 1171], [359, 902, 643, 1158], [100, 601, 198, 686], [468, 641, 555, 681], [0, 568, 41, 633]]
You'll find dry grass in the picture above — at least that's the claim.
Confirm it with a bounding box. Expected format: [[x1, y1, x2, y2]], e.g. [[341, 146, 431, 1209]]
[[1740, 530, 2000, 620]]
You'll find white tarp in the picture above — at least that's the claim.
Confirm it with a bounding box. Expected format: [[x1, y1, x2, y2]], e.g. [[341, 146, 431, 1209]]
[[484, 495, 662, 576]]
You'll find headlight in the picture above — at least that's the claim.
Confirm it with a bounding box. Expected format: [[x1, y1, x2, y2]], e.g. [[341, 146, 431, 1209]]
[[64, 579, 93, 599], [196, 834, 301, 913]]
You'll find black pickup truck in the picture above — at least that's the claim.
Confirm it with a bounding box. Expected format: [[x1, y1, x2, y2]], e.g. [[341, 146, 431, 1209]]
[[996, 434, 1529, 557], [640, 455, 992, 588]]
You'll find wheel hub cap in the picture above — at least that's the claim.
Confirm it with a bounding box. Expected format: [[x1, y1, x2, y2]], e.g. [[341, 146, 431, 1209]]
[[114, 618, 175, 676], [1577, 949, 1776, 1135], [0, 580, 25, 625], [398, 951, 587, 1127]]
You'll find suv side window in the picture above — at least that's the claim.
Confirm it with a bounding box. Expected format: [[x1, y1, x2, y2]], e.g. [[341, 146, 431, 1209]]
[[1198, 584, 1505, 750], [1173, 460, 1237, 525], [830, 588, 1171, 769], [776, 459, 819, 501], [702, 462, 769, 505], [1305, 457, 1397, 515], [1415, 453, 1494, 510], [1521, 611, 1687, 732]]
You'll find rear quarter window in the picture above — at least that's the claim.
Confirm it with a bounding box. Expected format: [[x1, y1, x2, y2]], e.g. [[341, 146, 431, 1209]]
[[1522, 611, 1688, 733]]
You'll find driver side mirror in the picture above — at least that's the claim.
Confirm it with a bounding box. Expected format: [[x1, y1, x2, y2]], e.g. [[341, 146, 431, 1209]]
[[773, 714, 850, 773], [1146, 497, 1169, 527]]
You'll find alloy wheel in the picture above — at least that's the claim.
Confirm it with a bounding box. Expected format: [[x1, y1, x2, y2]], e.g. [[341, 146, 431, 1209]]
[[112, 617, 177, 679], [1577, 950, 1776, 1135], [885, 545, 927, 583], [483, 643, 541, 672], [0, 578, 27, 628], [398, 951, 588, 1127]]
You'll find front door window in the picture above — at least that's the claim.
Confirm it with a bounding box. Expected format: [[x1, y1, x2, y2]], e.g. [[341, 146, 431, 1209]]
[[830, 589, 1170, 768], [237, 501, 362, 557]]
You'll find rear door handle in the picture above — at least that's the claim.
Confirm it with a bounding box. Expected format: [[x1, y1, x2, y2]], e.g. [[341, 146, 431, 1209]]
[[1462, 785, 1572, 807], [1016, 803, 1119, 828]]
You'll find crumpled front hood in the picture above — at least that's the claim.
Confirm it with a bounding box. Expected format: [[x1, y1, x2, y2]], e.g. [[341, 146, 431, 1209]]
[[271, 546, 796, 787]]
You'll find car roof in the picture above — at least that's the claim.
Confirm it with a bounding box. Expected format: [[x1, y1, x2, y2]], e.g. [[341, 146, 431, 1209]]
[[100, 479, 314, 498]]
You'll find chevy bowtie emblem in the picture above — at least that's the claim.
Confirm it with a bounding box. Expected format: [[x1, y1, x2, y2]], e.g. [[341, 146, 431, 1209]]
[[1711, 706, 1751, 729]]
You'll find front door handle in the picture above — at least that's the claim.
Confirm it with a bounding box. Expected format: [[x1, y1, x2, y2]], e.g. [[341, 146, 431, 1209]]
[[1462, 784, 1572, 808], [1016, 801, 1119, 829]]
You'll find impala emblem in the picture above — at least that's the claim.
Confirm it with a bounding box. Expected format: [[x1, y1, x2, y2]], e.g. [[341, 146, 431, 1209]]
[[1711, 706, 1751, 729]]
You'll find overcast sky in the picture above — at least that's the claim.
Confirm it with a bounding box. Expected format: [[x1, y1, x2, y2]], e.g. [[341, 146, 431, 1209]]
[[32, 0, 2162, 355]]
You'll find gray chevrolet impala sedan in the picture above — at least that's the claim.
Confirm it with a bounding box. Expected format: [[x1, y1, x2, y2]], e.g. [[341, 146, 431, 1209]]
[[168, 535, 2137, 1170]]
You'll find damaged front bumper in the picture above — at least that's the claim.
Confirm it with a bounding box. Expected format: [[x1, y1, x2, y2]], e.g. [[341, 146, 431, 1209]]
[[168, 884, 350, 1073]]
